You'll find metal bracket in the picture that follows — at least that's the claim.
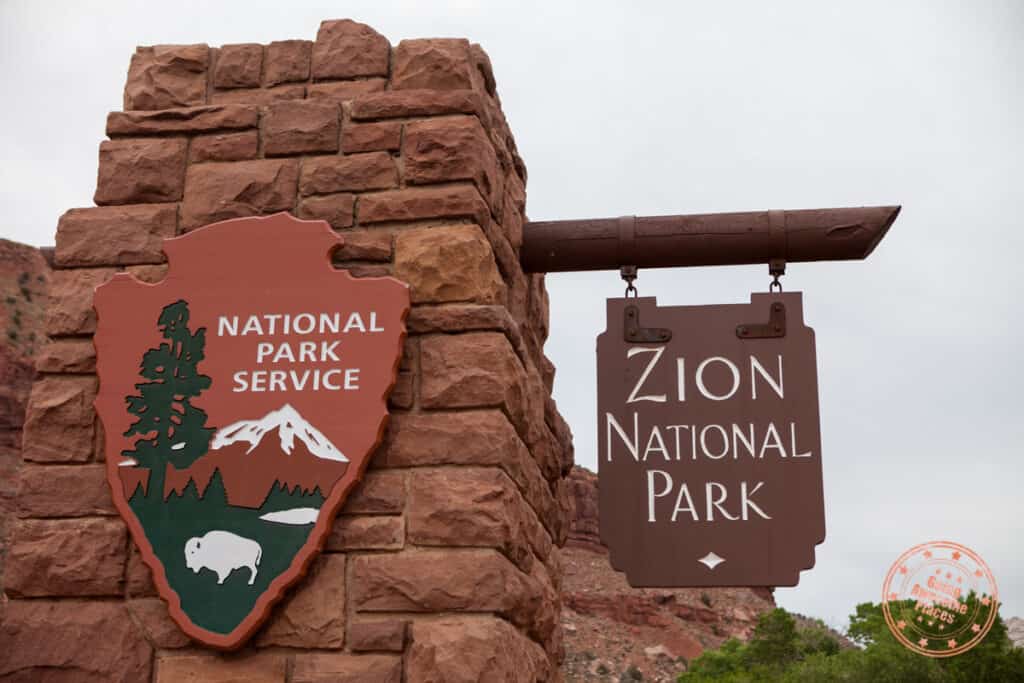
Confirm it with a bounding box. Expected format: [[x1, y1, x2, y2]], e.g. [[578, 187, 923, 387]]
[[769, 258, 785, 292], [736, 301, 786, 339], [624, 305, 672, 343]]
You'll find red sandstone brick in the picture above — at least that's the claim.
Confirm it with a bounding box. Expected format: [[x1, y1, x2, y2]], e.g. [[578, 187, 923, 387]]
[[300, 152, 397, 195], [190, 130, 259, 162], [403, 116, 502, 210], [0, 601, 153, 681], [180, 159, 298, 230], [308, 78, 387, 102], [265, 40, 312, 85], [325, 515, 404, 551], [17, 464, 115, 517], [106, 104, 257, 136], [292, 654, 401, 683], [394, 224, 504, 304], [391, 39, 476, 91], [350, 89, 483, 120], [124, 44, 208, 110], [312, 19, 390, 79], [21, 375, 97, 462], [213, 43, 263, 89], [56, 204, 176, 267], [348, 620, 408, 652], [358, 185, 488, 225], [257, 555, 346, 648], [94, 138, 187, 205], [342, 121, 402, 154], [263, 100, 340, 156], [5, 517, 126, 596], [298, 193, 355, 230], [35, 338, 96, 374], [340, 470, 405, 514], [211, 84, 305, 104]]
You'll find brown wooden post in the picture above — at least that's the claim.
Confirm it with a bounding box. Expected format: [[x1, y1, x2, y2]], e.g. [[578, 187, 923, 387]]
[[521, 206, 900, 272]]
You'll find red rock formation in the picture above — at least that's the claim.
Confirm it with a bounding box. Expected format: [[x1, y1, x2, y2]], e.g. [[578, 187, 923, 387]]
[[0, 239, 49, 595], [561, 466, 778, 682]]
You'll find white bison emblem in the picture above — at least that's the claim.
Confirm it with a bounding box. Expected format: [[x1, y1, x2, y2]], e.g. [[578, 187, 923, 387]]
[[184, 530, 262, 585]]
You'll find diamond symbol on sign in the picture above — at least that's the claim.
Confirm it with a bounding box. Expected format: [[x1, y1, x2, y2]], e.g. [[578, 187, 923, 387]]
[[698, 552, 725, 570]]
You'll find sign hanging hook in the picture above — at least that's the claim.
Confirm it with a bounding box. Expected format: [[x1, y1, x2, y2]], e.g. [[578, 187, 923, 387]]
[[769, 258, 785, 293], [621, 265, 638, 297]]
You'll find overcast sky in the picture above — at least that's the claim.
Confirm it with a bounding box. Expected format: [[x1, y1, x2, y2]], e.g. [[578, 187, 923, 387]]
[[2, 0, 1021, 630]]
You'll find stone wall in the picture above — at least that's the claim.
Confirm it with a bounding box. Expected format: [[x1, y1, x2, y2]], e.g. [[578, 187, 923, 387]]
[[0, 19, 574, 682]]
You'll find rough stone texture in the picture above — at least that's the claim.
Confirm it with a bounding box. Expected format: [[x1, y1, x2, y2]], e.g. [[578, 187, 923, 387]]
[[124, 44, 209, 110], [332, 229, 393, 262], [300, 152, 397, 195], [212, 84, 305, 104], [351, 549, 544, 632], [265, 40, 312, 85], [126, 545, 157, 597], [94, 138, 187, 205], [4, 517, 126, 596], [190, 130, 259, 162], [292, 654, 402, 683], [348, 620, 408, 652], [409, 467, 533, 571], [325, 514, 403, 551], [312, 19, 390, 79], [106, 104, 257, 135], [340, 470, 405, 514], [420, 332, 525, 412], [181, 159, 298, 229], [298, 193, 355, 229], [404, 116, 502, 210], [21, 375, 96, 462], [342, 121, 402, 153], [308, 78, 387, 102], [262, 100, 340, 156], [406, 616, 550, 683], [44, 268, 115, 335], [55, 204, 176, 267], [154, 652, 286, 683], [0, 601, 153, 682], [392, 39, 478, 91], [394, 224, 504, 304], [16, 464, 114, 517], [127, 598, 192, 648], [213, 43, 263, 89], [35, 338, 96, 374], [257, 554, 346, 648], [358, 184, 488, 225], [350, 89, 482, 120]]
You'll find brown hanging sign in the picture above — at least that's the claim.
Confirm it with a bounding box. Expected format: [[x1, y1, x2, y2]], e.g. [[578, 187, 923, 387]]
[[596, 292, 825, 587], [93, 212, 409, 649]]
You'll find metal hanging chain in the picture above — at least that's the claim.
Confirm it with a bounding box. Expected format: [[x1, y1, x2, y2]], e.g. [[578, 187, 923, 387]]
[[621, 265, 638, 297], [769, 258, 785, 293]]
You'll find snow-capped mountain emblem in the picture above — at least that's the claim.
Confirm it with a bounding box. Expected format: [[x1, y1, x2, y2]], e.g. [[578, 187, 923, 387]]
[[211, 404, 347, 462]]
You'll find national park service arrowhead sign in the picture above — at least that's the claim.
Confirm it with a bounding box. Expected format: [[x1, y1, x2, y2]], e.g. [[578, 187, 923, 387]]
[[93, 213, 409, 649], [597, 293, 825, 588]]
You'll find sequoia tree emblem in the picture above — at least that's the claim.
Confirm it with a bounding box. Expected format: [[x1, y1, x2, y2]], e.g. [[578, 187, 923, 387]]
[[94, 213, 409, 649]]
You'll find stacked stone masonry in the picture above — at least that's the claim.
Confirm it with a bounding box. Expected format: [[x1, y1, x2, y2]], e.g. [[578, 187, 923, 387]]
[[0, 19, 574, 683]]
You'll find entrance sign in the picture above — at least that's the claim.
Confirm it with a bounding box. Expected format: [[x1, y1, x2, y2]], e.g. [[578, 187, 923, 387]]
[[94, 213, 409, 649], [597, 292, 824, 587]]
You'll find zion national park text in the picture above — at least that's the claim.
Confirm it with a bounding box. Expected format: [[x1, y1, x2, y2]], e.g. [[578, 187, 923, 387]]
[[218, 311, 386, 393], [604, 348, 814, 523]]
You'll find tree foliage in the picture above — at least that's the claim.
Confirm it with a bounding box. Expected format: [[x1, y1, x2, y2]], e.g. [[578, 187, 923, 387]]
[[680, 603, 1024, 682], [123, 300, 214, 498]]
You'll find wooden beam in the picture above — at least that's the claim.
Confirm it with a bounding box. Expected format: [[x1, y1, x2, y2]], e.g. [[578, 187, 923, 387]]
[[519, 205, 900, 273]]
